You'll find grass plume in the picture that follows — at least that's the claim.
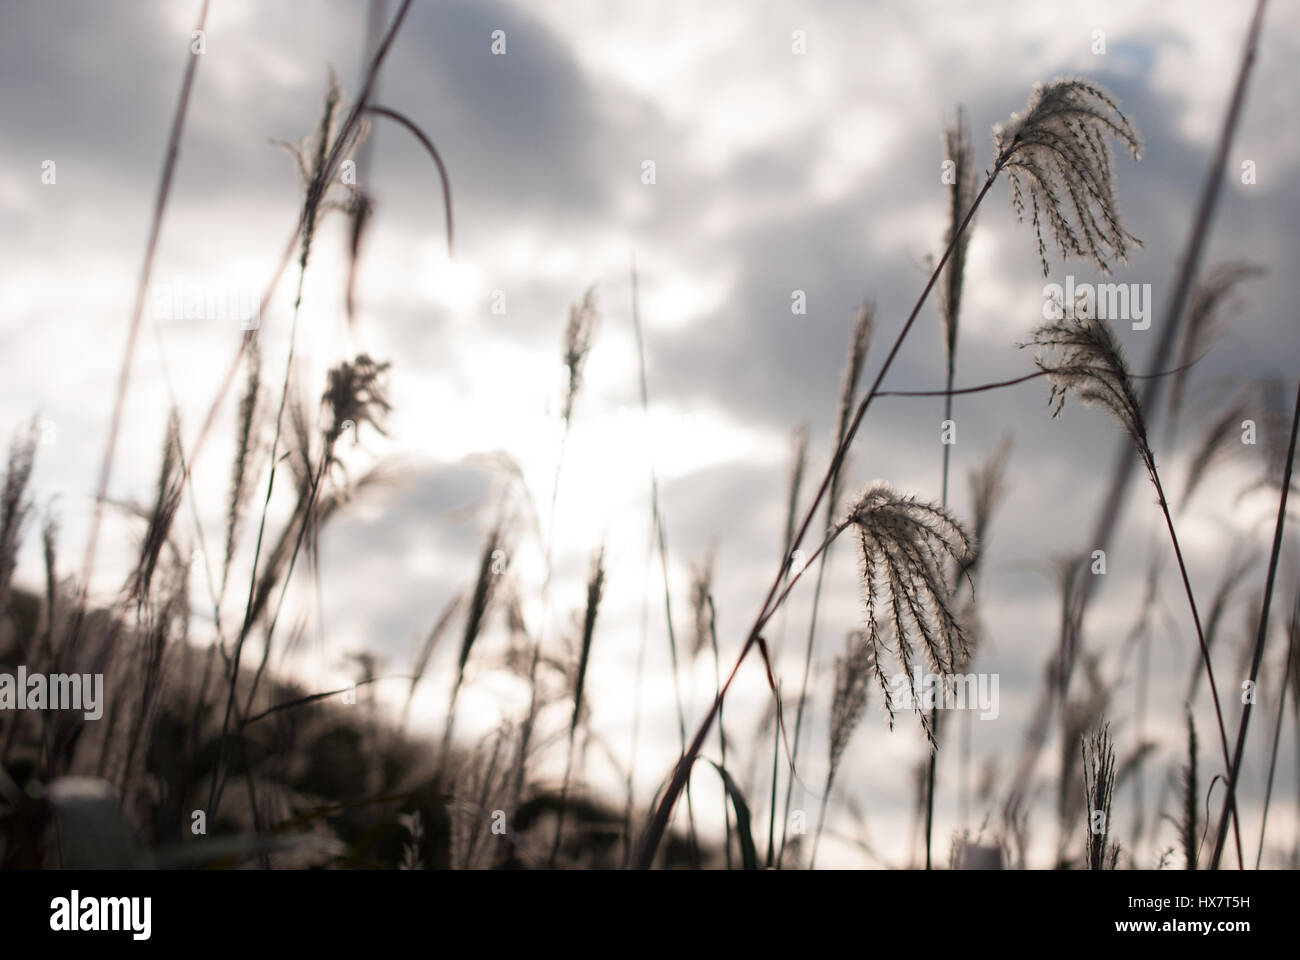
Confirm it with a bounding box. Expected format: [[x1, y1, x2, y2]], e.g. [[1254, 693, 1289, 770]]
[[1026, 311, 1242, 865], [848, 482, 972, 737], [550, 544, 607, 863], [810, 630, 873, 867], [994, 78, 1142, 276], [1081, 722, 1118, 869], [779, 305, 874, 867]]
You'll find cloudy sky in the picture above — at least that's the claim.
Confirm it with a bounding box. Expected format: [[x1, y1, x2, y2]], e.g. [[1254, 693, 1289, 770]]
[[2, 0, 1298, 867]]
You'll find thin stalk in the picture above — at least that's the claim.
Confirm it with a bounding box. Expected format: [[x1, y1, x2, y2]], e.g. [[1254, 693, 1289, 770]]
[[624, 469, 653, 867], [243, 444, 333, 722], [147, 0, 416, 551], [624, 255, 654, 866], [766, 680, 781, 867], [708, 595, 732, 868], [777, 549, 829, 868], [878, 363, 1197, 399], [810, 778, 832, 869], [549, 546, 604, 865], [925, 355, 958, 870], [210, 81, 353, 808], [1066, 0, 1267, 857], [633, 167, 1001, 867], [507, 429, 567, 818], [208, 262, 312, 820], [625, 256, 698, 864], [1020, 4, 1269, 869], [1151, 462, 1243, 868], [78, 0, 210, 626], [779, 304, 876, 868], [1256, 590, 1299, 868], [1212, 378, 1300, 868]]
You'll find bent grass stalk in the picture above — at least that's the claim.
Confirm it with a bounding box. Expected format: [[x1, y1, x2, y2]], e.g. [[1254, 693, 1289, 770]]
[[1211, 377, 1300, 868], [1255, 590, 1299, 867], [144, 0, 419, 577], [1062, 0, 1268, 863], [209, 80, 345, 818], [778, 304, 873, 868], [549, 544, 606, 864], [623, 258, 700, 864], [78, 0, 211, 636], [810, 631, 872, 867], [768, 426, 808, 866], [634, 161, 1002, 869], [637, 77, 1144, 868], [1026, 314, 1243, 867]]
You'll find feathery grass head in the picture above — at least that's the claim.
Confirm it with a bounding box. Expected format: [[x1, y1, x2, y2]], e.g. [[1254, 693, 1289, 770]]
[[0, 417, 38, 603], [782, 425, 810, 571], [828, 630, 873, 789], [439, 523, 506, 775], [941, 107, 977, 367], [1169, 262, 1266, 434], [1023, 314, 1152, 473], [994, 78, 1142, 276], [448, 725, 512, 869], [1179, 711, 1199, 870], [959, 437, 1011, 583], [128, 409, 184, 606], [848, 481, 973, 733], [40, 504, 59, 648], [322, 353, 391, 451], [277, 72, 362, 271], [1184, 379, 1298, 510], [1244, 378, 1300, 503], [828, 305, 875, 525], [223, 338, 263, 595], [459, 524, 504, 682], [1081, 721, 1118, 869], [1185, 546, 1254, 700], [561, 287, 599, 427], [568, 544, 606, 738], [688, 550, 716, 660], [403, 592, 464, 727]]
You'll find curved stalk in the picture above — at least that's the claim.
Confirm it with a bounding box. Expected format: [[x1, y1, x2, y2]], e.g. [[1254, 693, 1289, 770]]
[[633, 164, 1004, 869]]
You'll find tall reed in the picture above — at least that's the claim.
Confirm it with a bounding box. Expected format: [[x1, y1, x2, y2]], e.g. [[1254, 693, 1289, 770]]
[[1082, 723, 1118, 869], [925, 105, 976, 870], [550, 544, 606, 864], [779, 304, 873, 867], [636, 78, 1144, 868], [441, 524, 504, 775], [1211, 378, 1300, 867], [507, 289, 600, 850], [810, 630, 872, 867], [1025, 312, 1242, 865]]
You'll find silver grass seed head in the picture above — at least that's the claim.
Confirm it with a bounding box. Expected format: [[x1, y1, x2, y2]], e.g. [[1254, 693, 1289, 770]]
[[941, 108, 977, 368], [828, 630, 873, 785], [562, 288, 599, 426], [994, 78, 1142, 277], [688, 552, 716, 660], [322, 353, 392, 451], [1022, 314, 1150, 469], [827, 304, 875, 526], [847, 481, 974, 735]]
